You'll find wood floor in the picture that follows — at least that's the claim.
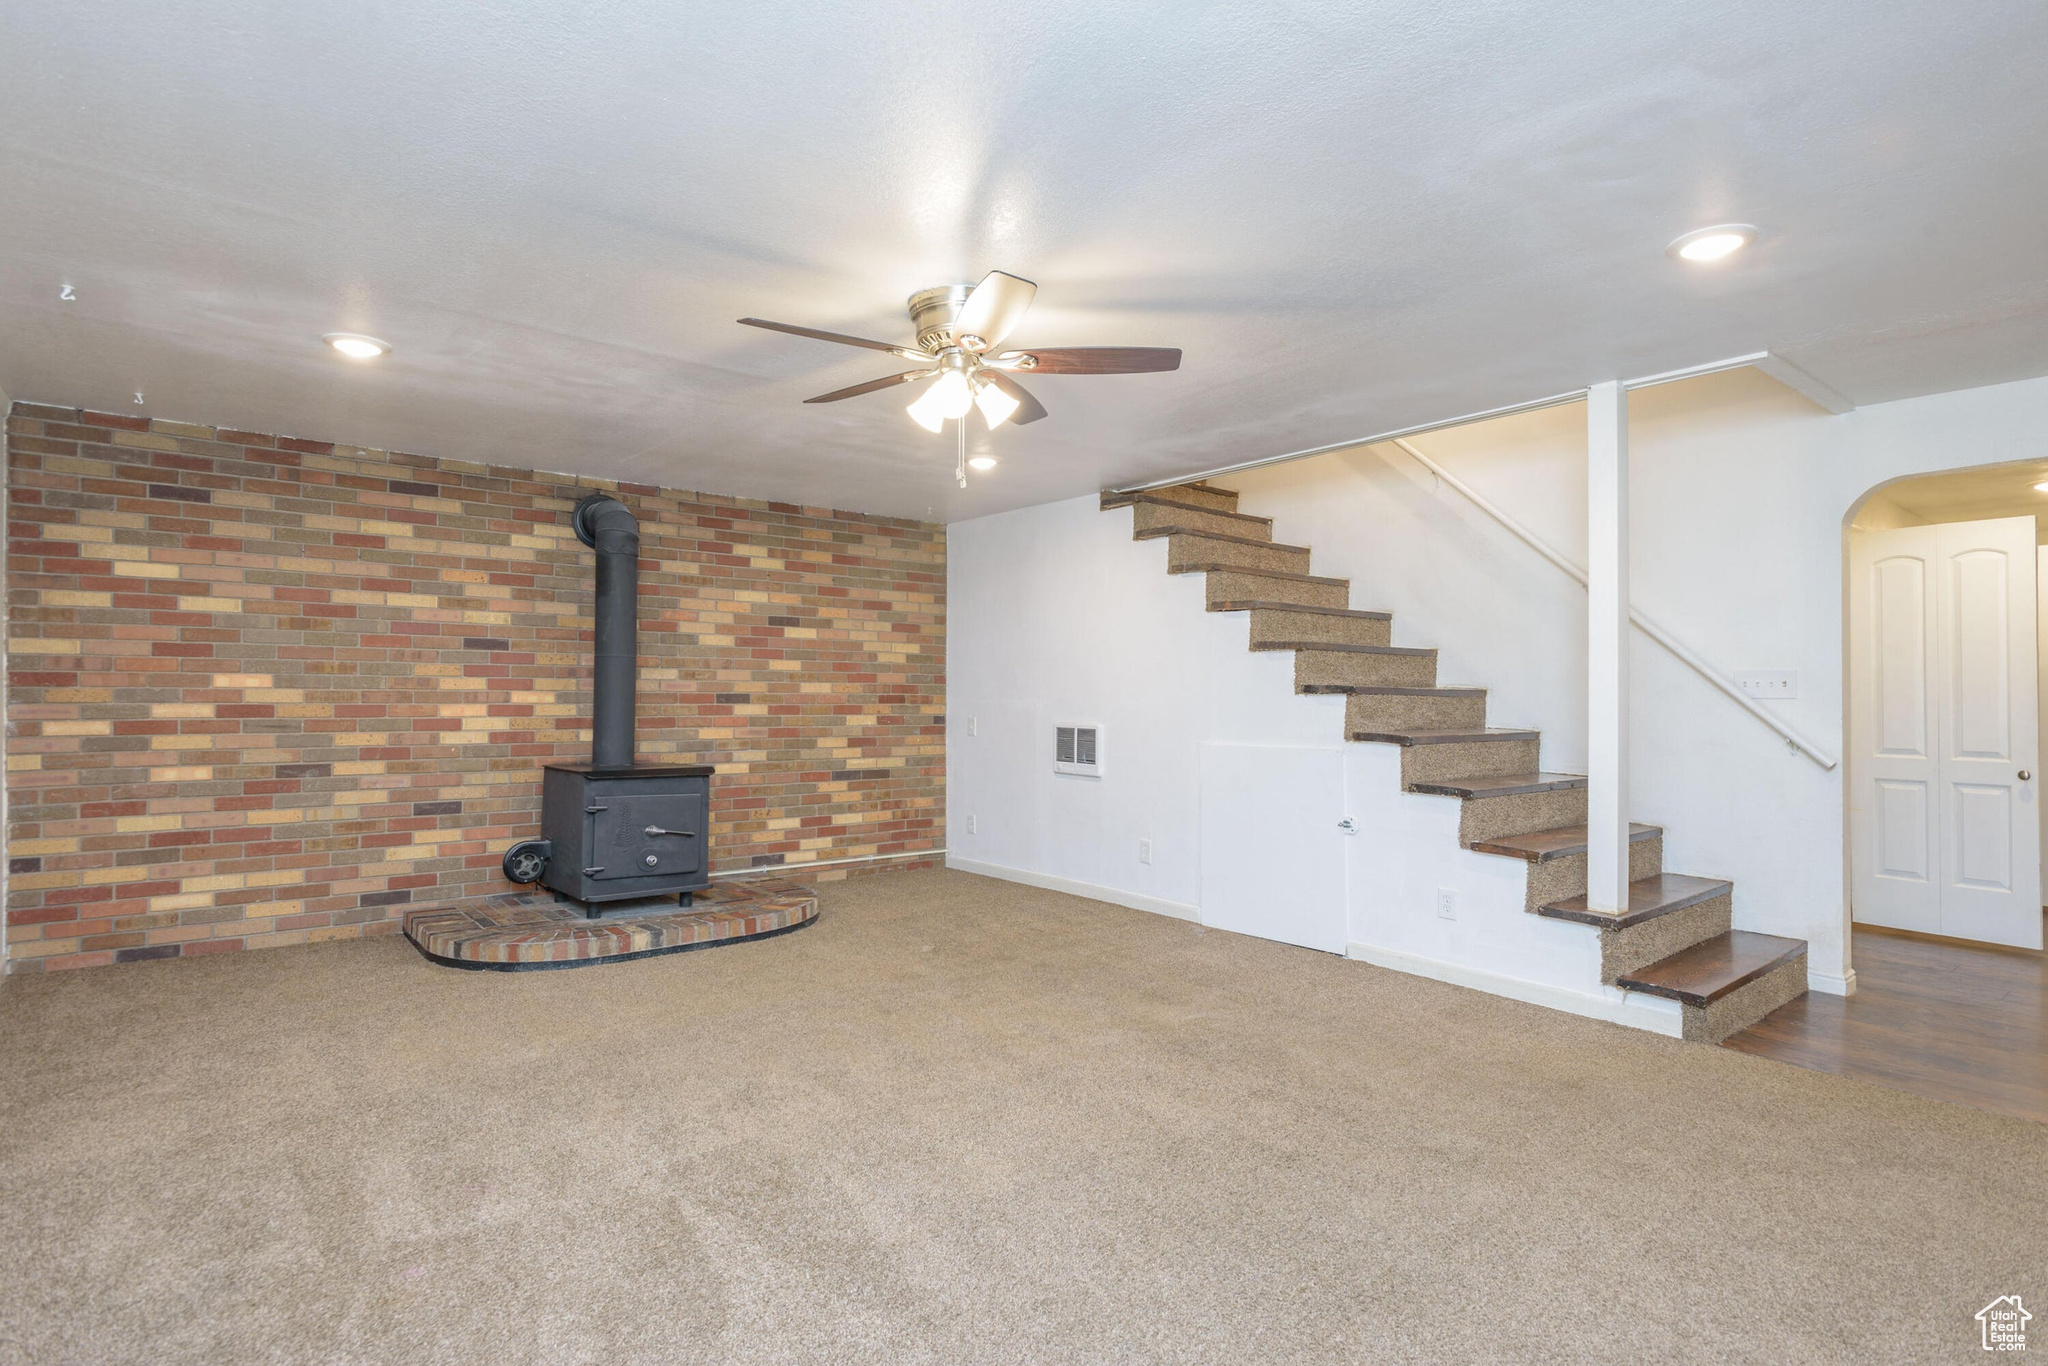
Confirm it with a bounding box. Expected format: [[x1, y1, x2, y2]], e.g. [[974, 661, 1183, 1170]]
[[1723, 917, 2048, 1124]]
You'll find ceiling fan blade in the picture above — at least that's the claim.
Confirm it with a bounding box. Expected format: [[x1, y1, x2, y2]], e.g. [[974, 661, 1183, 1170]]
[[996, 346, 1181, 375], [980, 370, 1048, 425], [739, 318, 930, 362], [952, 271, 1037, 351], [802, 370, 933, 404]]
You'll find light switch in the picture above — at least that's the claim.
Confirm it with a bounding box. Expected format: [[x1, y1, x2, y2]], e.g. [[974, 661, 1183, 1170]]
[[1736, 671, 1798, 700]]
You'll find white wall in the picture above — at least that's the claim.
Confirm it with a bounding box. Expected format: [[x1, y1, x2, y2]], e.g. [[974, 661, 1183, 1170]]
[[945, 494, 1343, 919], [1228, 370, 1853, 986], [949, 367, 2048, 1003], [945, 490, 1681, 1031]]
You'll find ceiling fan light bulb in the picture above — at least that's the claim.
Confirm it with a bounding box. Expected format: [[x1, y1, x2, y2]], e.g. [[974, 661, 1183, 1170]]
[[927, 370, 974, 420], [905, 383, 950, 433], [974, 378, 1021, 429]]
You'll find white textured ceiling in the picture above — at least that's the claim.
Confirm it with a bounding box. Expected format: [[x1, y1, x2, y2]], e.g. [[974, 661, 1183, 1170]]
[[3, 1, 2046, 521]]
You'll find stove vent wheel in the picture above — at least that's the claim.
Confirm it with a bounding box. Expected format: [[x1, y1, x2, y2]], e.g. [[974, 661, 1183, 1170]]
[[502, 839, 552, 885]]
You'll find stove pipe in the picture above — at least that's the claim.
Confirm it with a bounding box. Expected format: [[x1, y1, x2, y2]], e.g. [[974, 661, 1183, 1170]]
[[573, 493, 639, 770]]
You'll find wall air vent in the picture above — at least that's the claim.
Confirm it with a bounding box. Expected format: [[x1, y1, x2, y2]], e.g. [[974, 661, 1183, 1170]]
[[1054, 724, 1102, 777]]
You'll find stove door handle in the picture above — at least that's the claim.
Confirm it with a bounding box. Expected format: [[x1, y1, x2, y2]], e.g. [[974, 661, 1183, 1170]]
[[642, 826, 696, 838]]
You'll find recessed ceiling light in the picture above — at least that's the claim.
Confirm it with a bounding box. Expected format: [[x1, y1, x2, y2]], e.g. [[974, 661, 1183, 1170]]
[[1666, 224, 1759, 263], [967, 456, 998, 472], [322, 332, 390, 360]]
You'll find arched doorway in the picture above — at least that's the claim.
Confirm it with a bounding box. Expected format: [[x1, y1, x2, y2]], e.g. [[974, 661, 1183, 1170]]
[[1844, 462, 2048, 952], [1738, 464, 2048, 1122]]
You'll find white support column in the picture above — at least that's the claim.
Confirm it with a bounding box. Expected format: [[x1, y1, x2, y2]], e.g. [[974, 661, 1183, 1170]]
[[1586, 381, 1630, 913]]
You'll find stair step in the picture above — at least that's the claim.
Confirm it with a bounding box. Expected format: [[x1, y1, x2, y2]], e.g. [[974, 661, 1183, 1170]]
[[1174, 482, 1242, 513], [1343, 685, 1485, 698], [1470, 822, 1662, 863], [1364, 727, 1543, 785], [1407, 772, 1586, 799], [1616, 930, 1807, 1007], [1190, 566, 1347, 588], [1293, 644, 1437, 691], [1160, 532, 1312, 575], [1315, 681, 1482, 697], [1250, 607, 1391, 649], [1140, 526, 1306, 553], [1516, 825, 1667, 918], [1537, 872, 1732, 929], [1104, 482, 1240, 513], [1146, 528, 1302, 573], [1202, 566, 1351, 612], [1343, 687, 1489, 732], [1213, 600, 1391, 621], [1253, 640, 1434, 656], [1132, 500, 1272, 540], [1122, 493, 1272, 528], [1351, 727, 1540, 746]]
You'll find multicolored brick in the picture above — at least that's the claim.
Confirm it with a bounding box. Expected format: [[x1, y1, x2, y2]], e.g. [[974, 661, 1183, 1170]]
[[4, 403, 945, 972], [402, 879, 820, 968]]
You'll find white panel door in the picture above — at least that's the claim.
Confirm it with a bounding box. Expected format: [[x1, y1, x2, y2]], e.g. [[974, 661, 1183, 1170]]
[[2038, 547, 2048, 916], [1198, 744, 1348, 953], [1850, 516, 2042, 949], [1850, 542, 1940, 932]]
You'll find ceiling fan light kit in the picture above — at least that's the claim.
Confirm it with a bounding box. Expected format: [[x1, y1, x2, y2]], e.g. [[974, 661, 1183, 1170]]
[[906, 367, 974, 432], [739, 270, 1181, 486], [972, 376, 1020, 428]]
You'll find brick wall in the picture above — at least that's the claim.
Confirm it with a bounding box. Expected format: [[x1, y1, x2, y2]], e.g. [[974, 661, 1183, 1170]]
[[3, 402, 945, 972]]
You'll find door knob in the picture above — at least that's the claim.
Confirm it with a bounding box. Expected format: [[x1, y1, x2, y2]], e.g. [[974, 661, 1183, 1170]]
[[2021, 771, 2032, 782]]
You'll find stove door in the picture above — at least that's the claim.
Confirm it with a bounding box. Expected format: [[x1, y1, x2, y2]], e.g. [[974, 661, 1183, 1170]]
[[589, 791, 706, 881]]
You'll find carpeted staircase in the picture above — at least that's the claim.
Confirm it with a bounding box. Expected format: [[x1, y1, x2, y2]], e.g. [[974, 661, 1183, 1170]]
[[1103, 481, 1808, 1042]]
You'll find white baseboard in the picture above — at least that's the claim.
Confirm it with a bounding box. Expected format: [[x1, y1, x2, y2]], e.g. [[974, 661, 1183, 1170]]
[[944, 856, 1200, 923], [1346, 940, 1683, 1037], [1808, 966, 1857, 996]]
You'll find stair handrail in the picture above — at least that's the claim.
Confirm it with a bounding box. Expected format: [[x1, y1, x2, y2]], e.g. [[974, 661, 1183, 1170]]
[[1389, 437, 1839, 771]]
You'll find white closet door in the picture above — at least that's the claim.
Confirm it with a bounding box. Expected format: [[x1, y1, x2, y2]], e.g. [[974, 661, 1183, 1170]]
[[1850, 516, 2042, 949], [1850, 529, 1942, 934], [1198, 744, 1348, 953]]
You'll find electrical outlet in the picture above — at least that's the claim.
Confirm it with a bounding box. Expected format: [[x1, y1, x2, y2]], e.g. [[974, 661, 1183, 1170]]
[[1435, 888, 1456, 920], [1735, 671, 1798, 700], [966, 814, 977, 835], [1138, 838, 1152, 865]]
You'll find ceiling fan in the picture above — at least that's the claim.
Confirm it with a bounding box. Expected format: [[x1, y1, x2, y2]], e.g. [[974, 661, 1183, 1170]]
[[739, 271, 1180, 483]]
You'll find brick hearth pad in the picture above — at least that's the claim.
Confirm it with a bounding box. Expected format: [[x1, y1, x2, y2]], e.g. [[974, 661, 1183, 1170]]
[[402, 879, 818, 970]]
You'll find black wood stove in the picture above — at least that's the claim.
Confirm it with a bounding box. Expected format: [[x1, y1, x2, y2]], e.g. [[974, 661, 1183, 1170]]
[[499, 494, 713, 911]]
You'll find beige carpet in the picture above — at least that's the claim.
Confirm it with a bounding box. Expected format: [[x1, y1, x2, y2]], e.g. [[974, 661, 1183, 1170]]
[[0, 869, 2041, 1365]]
